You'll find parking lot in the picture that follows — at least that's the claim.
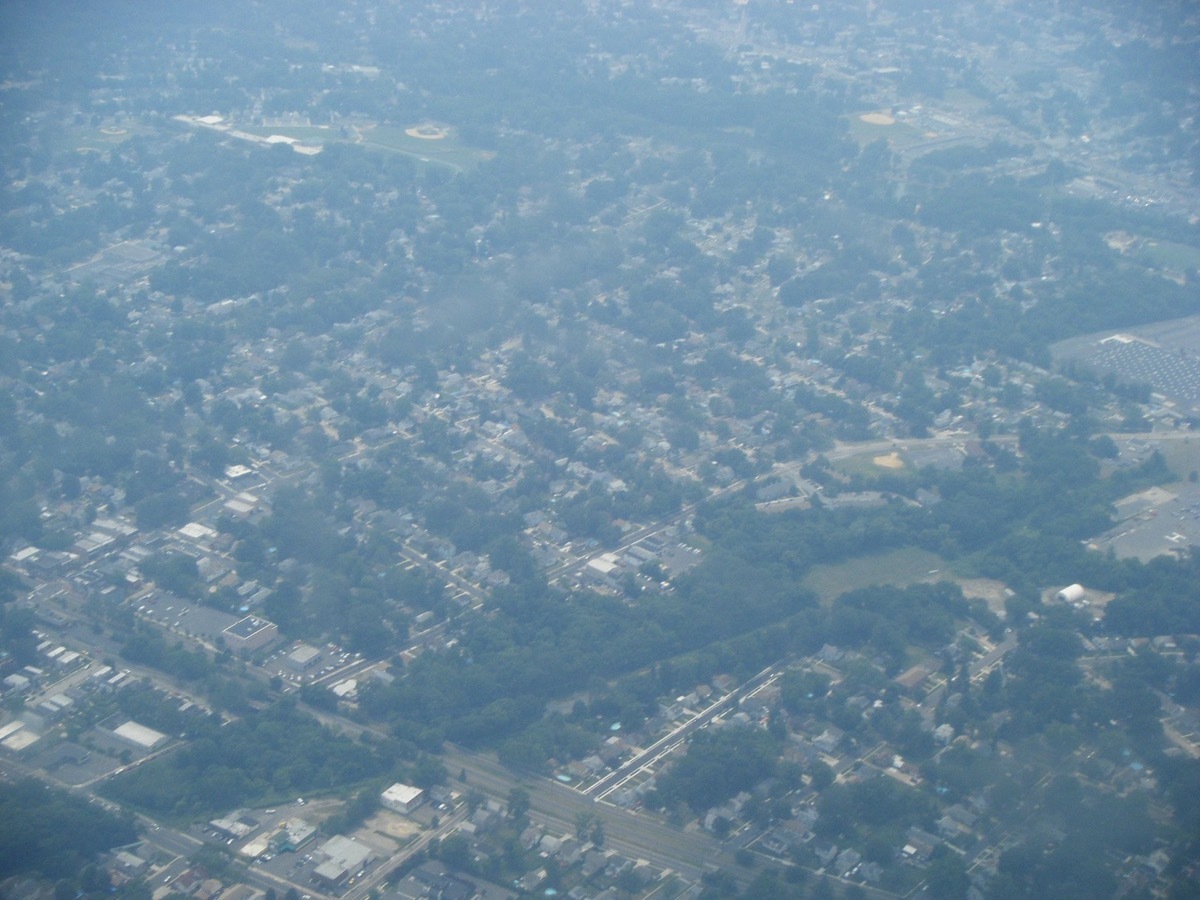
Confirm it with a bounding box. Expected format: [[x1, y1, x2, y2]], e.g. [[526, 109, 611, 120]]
[[1052, 314, 1200, 417], [1088, 480, 1200, 562]]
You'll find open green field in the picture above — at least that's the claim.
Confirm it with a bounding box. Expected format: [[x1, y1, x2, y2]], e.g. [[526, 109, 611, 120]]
[[242, 124, 338, 144], [66, 123, 154, 153], [1157, 436, 1200, 483], [801, 547, 947, 604], [848, 114, 930, 149], [831, 450, 909, 479], [1134, 238, 1200, 272], [237, 122, 492, 171], [358, 124, 493, 171], [941, 88, 991, 112]]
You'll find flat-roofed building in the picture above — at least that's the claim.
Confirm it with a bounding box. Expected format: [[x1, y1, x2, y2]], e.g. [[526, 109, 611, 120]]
[[381, 782, 425, 814], [286, 644, 321, 672], [223, 492, 261, 518], [270, 819, 317, 853], [113, 720, 168, 750], [211, 815, 257, 842], [222, 615, 279, 652], [178, 522, 218, 543], [2, 729, 40, 753], [314, 835, 374, 887]]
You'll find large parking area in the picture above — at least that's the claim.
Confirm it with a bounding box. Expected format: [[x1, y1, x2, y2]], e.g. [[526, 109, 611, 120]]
[[1052, 314, 1200, 416], [1089, 480, 1200, 561]]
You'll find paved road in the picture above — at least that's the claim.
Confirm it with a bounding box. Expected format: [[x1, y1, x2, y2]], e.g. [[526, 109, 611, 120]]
[[588, 664, 780, 801], [972, 631, 1019, 681], [14, 427, 1191, 896], [342, 805, 469, 900], [0, 750, 331, 900], [440, 744, 749, 887], [543, 431, 1015, 588]]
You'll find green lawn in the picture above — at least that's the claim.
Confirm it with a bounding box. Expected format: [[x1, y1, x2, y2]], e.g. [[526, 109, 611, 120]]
[[847, 115, 929, 149], [65, 123, 153, 153], [941, 88, 991, 112], [241, 124, 337, 143], [1135, 239, 1200, 272], [226, 122, 493, 172], [358, 125, 492, 171], [801, 547, 947, 604], [831, 450, 909, 480], [1157, 437, 1200, 484]]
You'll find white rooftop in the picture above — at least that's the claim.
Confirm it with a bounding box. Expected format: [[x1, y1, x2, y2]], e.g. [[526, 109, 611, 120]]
[[179, 522, 218, 540], [113, 720, 168, 749], [381, 782, 424, 806]]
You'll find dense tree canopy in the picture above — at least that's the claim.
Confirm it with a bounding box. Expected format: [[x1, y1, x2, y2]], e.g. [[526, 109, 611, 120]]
[[0, 779, 139, 880]]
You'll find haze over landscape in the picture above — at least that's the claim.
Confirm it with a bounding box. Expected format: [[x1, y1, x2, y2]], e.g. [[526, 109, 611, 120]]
[[1, 1, 1199, 898]]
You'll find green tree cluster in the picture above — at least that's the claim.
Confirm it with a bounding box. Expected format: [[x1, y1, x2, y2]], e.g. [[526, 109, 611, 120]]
[[102, 701, 405, 820], [0, 779, 138, 881]]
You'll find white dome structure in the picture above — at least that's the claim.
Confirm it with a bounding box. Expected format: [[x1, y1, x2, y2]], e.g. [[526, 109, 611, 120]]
[[1055, 584, 1086, 604]]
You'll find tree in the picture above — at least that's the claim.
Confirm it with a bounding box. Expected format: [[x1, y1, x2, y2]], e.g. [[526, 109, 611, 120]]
[[438, 834, 473, 873], [654, 728, 778, 812], [575, 810, 599, 842], [507, 786, 530, 821], [810, 761, 835, 792], [465, 789, 486, 812], [926, 852, 970, 899], [0, 779, 139, 881]]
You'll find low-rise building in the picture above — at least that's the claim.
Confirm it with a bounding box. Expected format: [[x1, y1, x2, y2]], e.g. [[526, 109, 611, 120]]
[[381, 782, 425, 814], [222, 615, 279, 652], [286, 644, 321, 672], [113, 720, 169, 750], [271, 819, 317, 853], [314, 834, 374, 887]]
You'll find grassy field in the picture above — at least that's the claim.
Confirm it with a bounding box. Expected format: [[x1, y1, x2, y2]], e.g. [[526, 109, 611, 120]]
[[66, 123, 153, 153], [1157, 436, 1200, 483], [359, 125, 493, 171], [941, 88, 990, 112], [242, 124, 337, 144], [1134, 238, 1200, 272], [831, 450, 910, 480], [801, 547, 947, 604], [847, 114, 930, 149], [234, 122, 492, 172]]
